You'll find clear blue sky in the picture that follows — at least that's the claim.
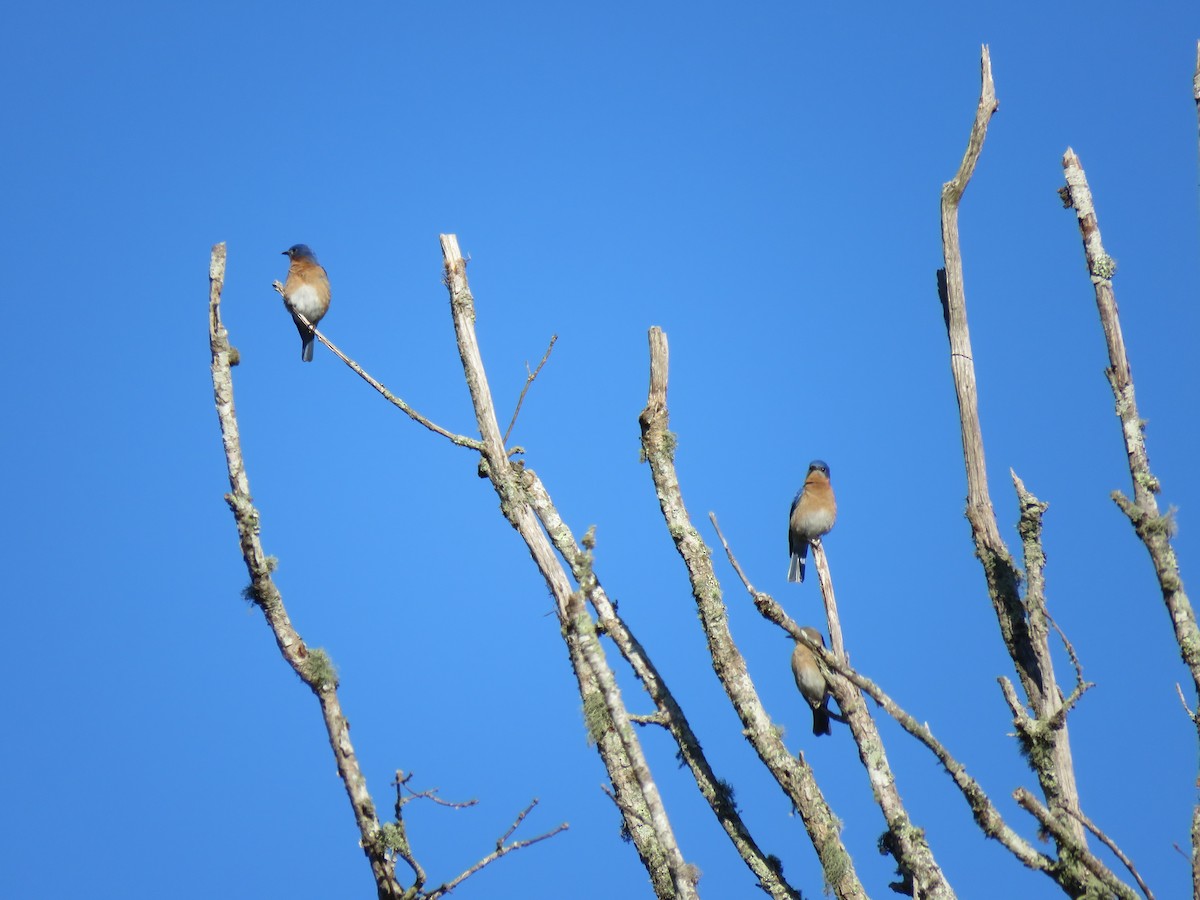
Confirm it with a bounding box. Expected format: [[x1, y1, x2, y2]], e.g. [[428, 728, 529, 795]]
[[3, 2, 1197, 898]]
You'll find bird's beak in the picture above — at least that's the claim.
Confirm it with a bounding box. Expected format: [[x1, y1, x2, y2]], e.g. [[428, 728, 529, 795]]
[[281, 250, 289, 256]]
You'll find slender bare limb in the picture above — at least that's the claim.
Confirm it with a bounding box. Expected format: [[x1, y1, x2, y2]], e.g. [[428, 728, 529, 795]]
[[426, 804, 569, 900], [273, 281, 483, 450], [1059, 151, 1199, 696], [212, 245, 403, 899], [639, 327, 866, 900], [1060, 148, 1199, 893], [1179, 683, 1198, 719], [1061, 806, 1155, 900], [938, 53, 1107, 887], [503, 334, 558, 445], [394, 771, 479, 811], [439, 237, 697, 900], [1013, 790, 1139, 900], [807, 525, 955, 897]]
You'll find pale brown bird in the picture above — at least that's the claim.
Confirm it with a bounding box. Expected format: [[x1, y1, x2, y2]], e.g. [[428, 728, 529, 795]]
[[788, 460, 837, 583], [281, 244, 332, 362], [791, 626, 831, 736]]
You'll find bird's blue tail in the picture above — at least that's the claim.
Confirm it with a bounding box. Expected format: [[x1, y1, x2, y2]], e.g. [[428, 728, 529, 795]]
[[787, 553, 805, 583]]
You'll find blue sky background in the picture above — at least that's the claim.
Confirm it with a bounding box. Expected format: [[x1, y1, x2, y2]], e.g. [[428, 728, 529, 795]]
[[3, 2, 1198, 898]]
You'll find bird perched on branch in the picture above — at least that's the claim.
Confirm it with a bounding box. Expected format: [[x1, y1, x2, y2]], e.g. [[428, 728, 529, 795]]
[[788, 459, 836, 583], [281, 244, 331, 362], [791, 627, 832, 736]]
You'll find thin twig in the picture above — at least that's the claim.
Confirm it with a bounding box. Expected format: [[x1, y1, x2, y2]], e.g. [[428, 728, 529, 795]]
[[708, 513, 760, 597], [498, 799, 539, 848], [1048, 615, 1084, 690], [273, 281, 483, 451], [1062, 806, 1155, 900], [1013, 790, 1139, 900], [503, 334, 557, 444], [395, 771, 479, 811], [426, 818, 569, 900], [1178, 683, 1197, 718]]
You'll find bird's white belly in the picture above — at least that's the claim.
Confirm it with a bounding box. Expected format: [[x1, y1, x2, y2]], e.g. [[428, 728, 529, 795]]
[[793, 506, 836, 536], [287, 283, 324, 319]]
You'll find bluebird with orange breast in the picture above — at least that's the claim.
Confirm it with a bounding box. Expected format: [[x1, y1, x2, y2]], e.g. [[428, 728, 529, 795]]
[[788, 460, 836, 583], [281, 244, 331, 362], [791, 626, 832, 736]]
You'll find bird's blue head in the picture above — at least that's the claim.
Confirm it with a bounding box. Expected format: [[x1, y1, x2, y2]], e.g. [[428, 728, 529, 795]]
[[807, 460, 830, 479], [283, 244, 318, 262]]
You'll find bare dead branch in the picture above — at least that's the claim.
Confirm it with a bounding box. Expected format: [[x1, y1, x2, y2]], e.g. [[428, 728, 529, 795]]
[[211, 245, 403, 899], [439, 237, 697, 900], [1179, 683, 1197, 719], [1059, 152, 1199, 696], [1060, 147, 1200, 889], [1048, 615, 1085, 692], [387, 773, 426, 892], [1013, 790, 1140, 900], [1062, 806, 1155, 900], [394, 771, 480, 811], [503, 334, 558, 445], [810, 542, 845, 662], [707, 513, 762, 597], [938, 50, 1102, 874], [527, 481, 800, 900], [499, 799, 544, 848], [272, 280, 483, 451], [639, 328, 867, 900], [425, 812, 569, 900]]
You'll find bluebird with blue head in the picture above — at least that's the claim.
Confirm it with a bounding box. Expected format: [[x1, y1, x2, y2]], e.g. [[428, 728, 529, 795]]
[[788, 460, 836, 583], [791, 626, 832, 736], [281, 244, 331, 362]]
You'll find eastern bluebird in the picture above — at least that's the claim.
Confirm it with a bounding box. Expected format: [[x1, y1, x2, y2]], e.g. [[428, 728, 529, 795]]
[[281, 244, 331, 362], [788, 460, 836, 583], [791, 626, 832, 737]]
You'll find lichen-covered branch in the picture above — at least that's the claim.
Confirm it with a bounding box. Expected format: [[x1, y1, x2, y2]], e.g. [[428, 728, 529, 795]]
[[809, 523, 954, 898], [638, 327, 866, 900], [525, 477, 799, 900], [1193, 41, 1200, 161], [1013, 790, 1139, 900], [209, 243, 402, 899], [1059, 146, 1197, 895], [438, 236, 697, 900], [936, 51, 1114, 892]]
